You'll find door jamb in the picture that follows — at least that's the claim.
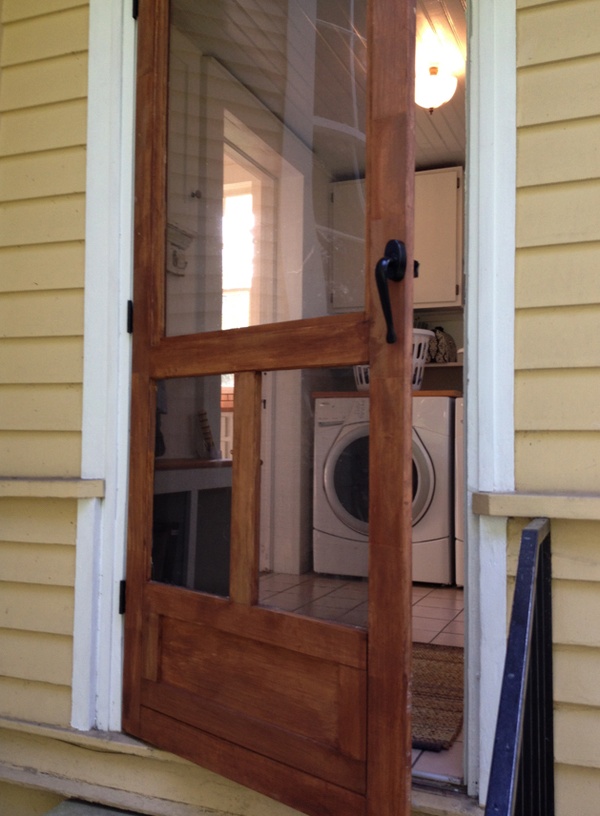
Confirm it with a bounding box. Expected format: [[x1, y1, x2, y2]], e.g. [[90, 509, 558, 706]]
[[465, 0, 516, 803], [71, 0, 136, 732]]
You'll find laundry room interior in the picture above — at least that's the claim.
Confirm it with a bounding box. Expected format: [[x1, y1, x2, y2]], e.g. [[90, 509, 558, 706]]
[[151, 0, 467, 784]]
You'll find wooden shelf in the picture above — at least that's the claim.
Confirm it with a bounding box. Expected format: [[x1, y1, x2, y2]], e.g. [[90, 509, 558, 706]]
[[425, 362, 463, 368]]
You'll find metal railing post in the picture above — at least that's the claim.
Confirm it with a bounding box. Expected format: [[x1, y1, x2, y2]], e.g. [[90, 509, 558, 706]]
[[485, 518, 554, 816]]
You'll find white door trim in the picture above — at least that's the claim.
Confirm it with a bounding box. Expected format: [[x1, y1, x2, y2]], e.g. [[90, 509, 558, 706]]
[[465, 0, 516, 802], [71, 0, 136, 731]]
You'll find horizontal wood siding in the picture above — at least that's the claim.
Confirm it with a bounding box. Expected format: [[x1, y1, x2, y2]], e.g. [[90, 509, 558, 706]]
[[0, 782, 63, 816], [515, 4, 600, 814], [0, 496, 76, 725], [515, 0, 600, 493], [0, 2, 88, 728]]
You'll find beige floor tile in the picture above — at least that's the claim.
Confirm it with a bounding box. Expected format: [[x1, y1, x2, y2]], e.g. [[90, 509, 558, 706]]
[[412, 737, 464, 783], [441, 619, 465, 635], [410, 604, 461, 621]]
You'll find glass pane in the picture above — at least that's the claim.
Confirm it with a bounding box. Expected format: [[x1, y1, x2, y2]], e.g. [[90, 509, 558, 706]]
[[258, 366, 369, 627], [152, 375, 232, 596], [165, 0, 367, 337]]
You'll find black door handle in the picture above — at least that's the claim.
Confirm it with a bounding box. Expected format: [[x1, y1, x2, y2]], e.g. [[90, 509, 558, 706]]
[[375, 239, 407, 344]]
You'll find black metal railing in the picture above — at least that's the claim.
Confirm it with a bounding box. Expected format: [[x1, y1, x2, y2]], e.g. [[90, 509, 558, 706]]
[[485, 518, 555, 816]]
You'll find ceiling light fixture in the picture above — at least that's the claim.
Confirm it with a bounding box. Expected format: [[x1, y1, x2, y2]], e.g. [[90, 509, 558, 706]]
[[415, 64, 458, 113]]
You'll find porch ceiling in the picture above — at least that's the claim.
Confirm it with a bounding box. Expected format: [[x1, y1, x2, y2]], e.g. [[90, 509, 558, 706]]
[[174, 0, 466, 176]]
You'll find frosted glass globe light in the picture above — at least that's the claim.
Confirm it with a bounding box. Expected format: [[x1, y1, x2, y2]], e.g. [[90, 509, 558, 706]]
[[415, 65, 458, 112]]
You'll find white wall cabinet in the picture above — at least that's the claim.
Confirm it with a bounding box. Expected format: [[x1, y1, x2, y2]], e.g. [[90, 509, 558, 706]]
[[329, 166, 463, 311]]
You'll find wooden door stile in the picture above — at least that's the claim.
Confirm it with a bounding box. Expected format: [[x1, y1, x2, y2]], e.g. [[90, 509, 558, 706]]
[[366, 0, 416, 813]]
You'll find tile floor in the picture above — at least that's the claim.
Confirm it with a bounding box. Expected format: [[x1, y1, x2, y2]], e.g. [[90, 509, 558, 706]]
[[259, 571, 465, 785]]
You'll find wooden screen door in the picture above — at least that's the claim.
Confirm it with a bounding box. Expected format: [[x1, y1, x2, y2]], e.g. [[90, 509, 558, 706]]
[[123, 1, 416, 814]]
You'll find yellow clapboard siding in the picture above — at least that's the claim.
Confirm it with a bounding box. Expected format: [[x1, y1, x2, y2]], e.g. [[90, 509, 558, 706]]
[[517, 55, 600, 127], [0, 290, 83, 338], [0, 6, 88, 67], [0, 541, 75, 585], [0, 385, 82, 431], [0, 479, 104, 499], [0, 243, 84, 293], [0, 431, 81, 477], [0, 727, 305, 816], [515, 369, 600, 431], [555, 764, 600, 816], [0, 498, 77, 545], [518, 0, 571, 7], [555, 646, 600, 707], [0, 54, 88, 112], [0, 630, 72, 685], [553, 580, 600, 648], [0, 583, 73, 635], [0, 195, 85, 247], [552, 519, 600, 582], [0, 677, 70, 726], [516, 243, 600, 308], [516, 432, 600, 492], [554, 704, 600, 767], [517, 0, 600, 67], [0, 148, 86, 203], [516, 179, 600, 248], [0, 338, 83, 384], [0, 781, 64, 816], [515, 305, 600, 369], [518, 119, 600, 187], [2, 1, 86, 23], [0, 100, 87, 156]]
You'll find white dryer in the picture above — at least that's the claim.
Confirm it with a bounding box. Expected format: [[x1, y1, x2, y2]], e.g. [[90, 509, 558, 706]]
[[312, 395, 454, 584], [454, 397, 465, 587]]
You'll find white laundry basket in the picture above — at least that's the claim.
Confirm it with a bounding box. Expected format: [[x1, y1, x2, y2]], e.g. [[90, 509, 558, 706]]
[[353, 328, 434, 392]]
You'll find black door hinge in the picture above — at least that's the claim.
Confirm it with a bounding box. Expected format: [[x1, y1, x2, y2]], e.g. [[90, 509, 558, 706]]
[[132, 0, 139, 20], [127, 300, 134, 334], [119, 580, 127, 614]]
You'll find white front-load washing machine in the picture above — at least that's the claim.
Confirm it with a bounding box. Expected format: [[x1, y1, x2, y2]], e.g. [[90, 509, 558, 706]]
[[312, 394, 453, 583]]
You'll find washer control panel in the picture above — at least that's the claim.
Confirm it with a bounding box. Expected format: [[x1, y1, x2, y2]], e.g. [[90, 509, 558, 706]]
[[315, 396, 369, 426]]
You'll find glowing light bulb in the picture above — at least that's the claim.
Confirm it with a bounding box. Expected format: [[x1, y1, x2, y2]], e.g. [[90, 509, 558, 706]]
[[415, 65, 458, 113]]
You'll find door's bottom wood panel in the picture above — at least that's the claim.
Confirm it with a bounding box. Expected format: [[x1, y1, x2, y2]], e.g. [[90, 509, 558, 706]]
[[158, 617, 356, 744], [141, 678, 366, 793], [138, 708, 367, 816]]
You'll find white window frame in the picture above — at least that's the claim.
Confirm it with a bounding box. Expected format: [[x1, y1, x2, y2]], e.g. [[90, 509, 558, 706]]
[[73, 2, 517, 805]]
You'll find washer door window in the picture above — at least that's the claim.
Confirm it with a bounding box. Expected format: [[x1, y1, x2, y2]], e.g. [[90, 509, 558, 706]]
[[323, 425, 435, 534]]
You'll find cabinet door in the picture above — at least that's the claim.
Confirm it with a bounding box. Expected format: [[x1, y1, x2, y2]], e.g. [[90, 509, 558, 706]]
[[414, 166, 463, 308], [330, 167, 463, 312]]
